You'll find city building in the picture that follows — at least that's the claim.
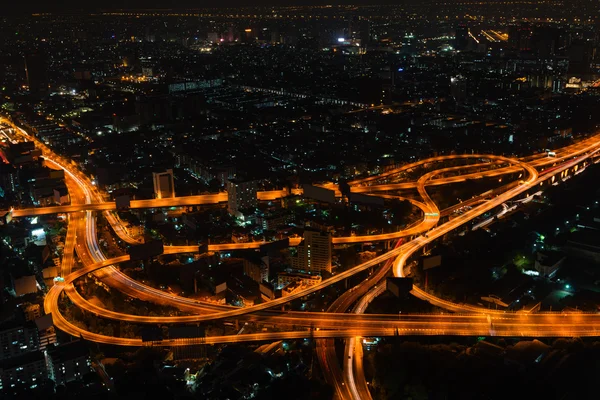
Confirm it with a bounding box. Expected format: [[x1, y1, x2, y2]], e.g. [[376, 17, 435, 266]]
[[455, 25, 470, 51], [516, 23, 533, 52], [243, 254, 269, 284], [53, 187, 70, 205], [0, 322, 40, 360], [569, 40, 596, 75], [277, 271, 322, 289], [259, 282, 275, 301], [290, 229, 332, 274], [0, 350, 48, 395], [565, 227, 600, 262], [19, 304, 41, 322], [12, 276, 38, 297], [34, 315, 57, 352], [24, 53, 48, 94], [227, 178, 258, 218], [534, 251, 566, 278], [281, 281, 304, 297], [256, 211, 293, 231], [0, 164, 17, 199], [48, 341, 93, 385], [152, 169, 175, 199]]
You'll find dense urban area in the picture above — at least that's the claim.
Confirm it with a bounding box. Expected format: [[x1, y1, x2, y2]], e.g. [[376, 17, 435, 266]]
[[1, 1, 600, 399]]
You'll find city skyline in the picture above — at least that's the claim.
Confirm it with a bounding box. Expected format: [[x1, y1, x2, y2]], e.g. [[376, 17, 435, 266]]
[[1, 3, 600, 399]]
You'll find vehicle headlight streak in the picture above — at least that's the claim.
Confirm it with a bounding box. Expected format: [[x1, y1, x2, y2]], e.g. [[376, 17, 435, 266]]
[[5, 111, 593, 346]]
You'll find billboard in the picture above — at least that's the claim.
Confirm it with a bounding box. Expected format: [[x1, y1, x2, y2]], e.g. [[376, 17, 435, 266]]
[[349, 193, 385, 207], [128, 240, 164, 261], [302, 184, 335, 203], [423, 255, 442, 270]]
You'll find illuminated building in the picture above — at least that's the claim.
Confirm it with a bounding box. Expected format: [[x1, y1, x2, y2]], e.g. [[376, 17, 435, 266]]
[[349, 15, 370, 46], [47, 341, 93, 385], [152, 169, 175, 199], [0, 351, 48, 395], [227, 178, 258, 217], [455, 25, 470, 51], [509, 22, 533, 52], [0, 322, 40, 360], [290, 229, 332, 274]]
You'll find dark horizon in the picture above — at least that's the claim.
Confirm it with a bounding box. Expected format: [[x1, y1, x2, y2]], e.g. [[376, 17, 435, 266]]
[[3, 0, 512, 15]]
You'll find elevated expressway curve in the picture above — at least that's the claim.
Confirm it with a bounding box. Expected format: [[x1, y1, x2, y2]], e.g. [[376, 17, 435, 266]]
[[41, 144, 600, 339], [49, 138, 595, 398], [58, 136, 598, 398], [5, 117, 600, 397], [54, 153, 535, 325], [8, 131, 600, 218]]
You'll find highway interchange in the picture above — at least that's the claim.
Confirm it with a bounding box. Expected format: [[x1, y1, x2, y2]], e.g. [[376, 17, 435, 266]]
[[3, 116, 600, 399]]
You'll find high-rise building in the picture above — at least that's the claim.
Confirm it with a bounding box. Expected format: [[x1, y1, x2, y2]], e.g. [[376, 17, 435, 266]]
[[349, 15, 370, 46], [0, 322, 40, 361], [0, 350, 48, 396], [0, 164, 17, 199], [508, 23, 533, 52], [291, 229, 332, 274], [47, 341, 93, 385], [455, 25, 470, 51], [24, 53, 48, 94], [152, 169, 175, 199], [227, 178, 258, 217], [518, 23, 533, 52], [532, 26, 560, 59], [569, 40, 596, 75]]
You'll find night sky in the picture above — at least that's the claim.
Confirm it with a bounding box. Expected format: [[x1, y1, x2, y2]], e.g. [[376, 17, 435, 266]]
[[10, 0, 422, 14]]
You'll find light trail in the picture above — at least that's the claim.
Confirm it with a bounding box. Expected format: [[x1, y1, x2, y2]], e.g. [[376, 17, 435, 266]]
[[5, 117, 600, 358]]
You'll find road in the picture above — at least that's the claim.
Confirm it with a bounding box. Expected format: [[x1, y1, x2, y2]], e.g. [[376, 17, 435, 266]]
[[41, 136, 600, 343], [11, 132, 600, 217], [5, 115, 600, 388]]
